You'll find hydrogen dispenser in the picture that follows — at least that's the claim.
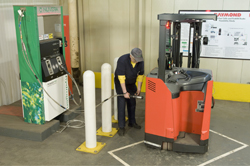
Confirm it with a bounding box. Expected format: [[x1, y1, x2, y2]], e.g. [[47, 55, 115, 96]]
[[13, 6, 69, 124]]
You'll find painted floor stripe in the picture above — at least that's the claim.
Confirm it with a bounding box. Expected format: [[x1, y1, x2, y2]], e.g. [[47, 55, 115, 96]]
[[198, 145, 248, 166], [108, 131, 249, 166], [209, 129, 248, 146], [198, 129, 249, 166], [108, 141, 143, 166], [109, 141, 144, 153], [108, 151, 130, 166]]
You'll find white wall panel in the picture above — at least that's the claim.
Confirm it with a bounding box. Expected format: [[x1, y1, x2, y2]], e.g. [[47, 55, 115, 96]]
[[89, 0, 110, 72], [217, 59, 242, 83], [174, 0, 199, 13], [32, 0, 59, 5], [143, 0, 152, 75], [0, 4, 18, 106], [240, 60, 250, 84], [198, 0, 223, 10], [129, 0, 139, 50], [59, 0, 68, 14], [200, 58, 218, 81], [0, 0, 59, 5], [0, 6, 20, 105], [109, 0, 129, 70], [223, 0, 249, 10], [139, 0, 145, 54], [0, 1, 29, 6]]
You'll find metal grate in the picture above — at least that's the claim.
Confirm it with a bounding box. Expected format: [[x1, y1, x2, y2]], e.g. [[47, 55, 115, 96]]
[[148, 80, 156, 92]]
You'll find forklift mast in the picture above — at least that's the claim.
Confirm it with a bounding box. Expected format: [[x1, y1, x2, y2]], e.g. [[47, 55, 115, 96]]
[[157, 14, 217, 82]]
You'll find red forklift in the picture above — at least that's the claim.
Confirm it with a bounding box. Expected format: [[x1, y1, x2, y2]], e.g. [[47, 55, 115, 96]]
[[144, 13, 217, 153]]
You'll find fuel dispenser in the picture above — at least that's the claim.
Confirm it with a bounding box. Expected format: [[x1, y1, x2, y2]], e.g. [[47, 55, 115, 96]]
[[13, 6, 69, 124], [144, 14, 217, 153]]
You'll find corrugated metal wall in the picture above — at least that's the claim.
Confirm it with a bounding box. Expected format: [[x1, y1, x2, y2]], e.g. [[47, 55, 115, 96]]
[[0, 0, 59, 106]]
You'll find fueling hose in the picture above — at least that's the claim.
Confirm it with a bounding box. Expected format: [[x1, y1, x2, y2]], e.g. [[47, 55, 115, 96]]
[[57, 94, 144, 133], [68, 94, 143, 113], [95, 94, 143, 108]]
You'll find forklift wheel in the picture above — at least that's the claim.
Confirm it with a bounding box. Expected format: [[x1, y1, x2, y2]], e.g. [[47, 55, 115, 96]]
[[167, 142, 173, 151], [162, 142, 168, 150], [162, 142, 173, 151]]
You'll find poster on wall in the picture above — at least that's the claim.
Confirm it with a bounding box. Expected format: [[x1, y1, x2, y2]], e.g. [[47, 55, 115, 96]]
[[179, 10, 250, 60]]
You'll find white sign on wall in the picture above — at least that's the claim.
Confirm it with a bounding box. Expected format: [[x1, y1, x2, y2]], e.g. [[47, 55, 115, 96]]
[[179, 10, 250, 60]]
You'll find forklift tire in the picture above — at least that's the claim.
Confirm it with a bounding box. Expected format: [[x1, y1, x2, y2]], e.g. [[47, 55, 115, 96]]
[[167, 142, 173, 151], [162, 142, 168, 150]]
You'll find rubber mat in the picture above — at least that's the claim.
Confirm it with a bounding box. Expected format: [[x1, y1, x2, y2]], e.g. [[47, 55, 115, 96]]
[[0, 105, 23, 117]]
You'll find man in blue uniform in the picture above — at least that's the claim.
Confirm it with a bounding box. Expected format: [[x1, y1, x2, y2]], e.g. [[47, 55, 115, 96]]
[[114, 48, 144, 136]]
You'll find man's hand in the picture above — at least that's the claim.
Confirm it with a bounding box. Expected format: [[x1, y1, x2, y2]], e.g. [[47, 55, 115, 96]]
[[135, 89, 141, 96], [124, 92, 130, 99]]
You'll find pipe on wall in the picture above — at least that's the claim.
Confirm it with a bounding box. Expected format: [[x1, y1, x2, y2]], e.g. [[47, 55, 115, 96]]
[[68, 0, 80, 81]]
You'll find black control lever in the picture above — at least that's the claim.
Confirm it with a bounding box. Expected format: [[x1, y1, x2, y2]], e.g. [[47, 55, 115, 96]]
[[179, 69, 190, 80]]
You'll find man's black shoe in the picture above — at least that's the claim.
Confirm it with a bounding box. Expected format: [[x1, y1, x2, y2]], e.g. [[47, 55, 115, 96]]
[[118, 128, 125, 136], [128, 123, 141, 129]]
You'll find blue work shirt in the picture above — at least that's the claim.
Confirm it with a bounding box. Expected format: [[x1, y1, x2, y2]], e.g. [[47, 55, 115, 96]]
[[115, 54, 144, 85]]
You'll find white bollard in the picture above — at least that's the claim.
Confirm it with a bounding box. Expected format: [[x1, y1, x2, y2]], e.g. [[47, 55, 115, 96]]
[[77, 71, 105, 154], [83, 70, 96, 148], [113, 57, 119, 121], [101, 63, 112, 132]]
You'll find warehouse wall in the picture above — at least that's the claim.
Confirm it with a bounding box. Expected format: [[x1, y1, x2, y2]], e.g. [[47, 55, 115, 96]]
[[79, 0, 250, 84], [1, 0, 250, 106]]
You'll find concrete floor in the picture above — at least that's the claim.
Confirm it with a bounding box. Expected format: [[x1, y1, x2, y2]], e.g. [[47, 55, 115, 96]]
[[0, 86, 250, 165]]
